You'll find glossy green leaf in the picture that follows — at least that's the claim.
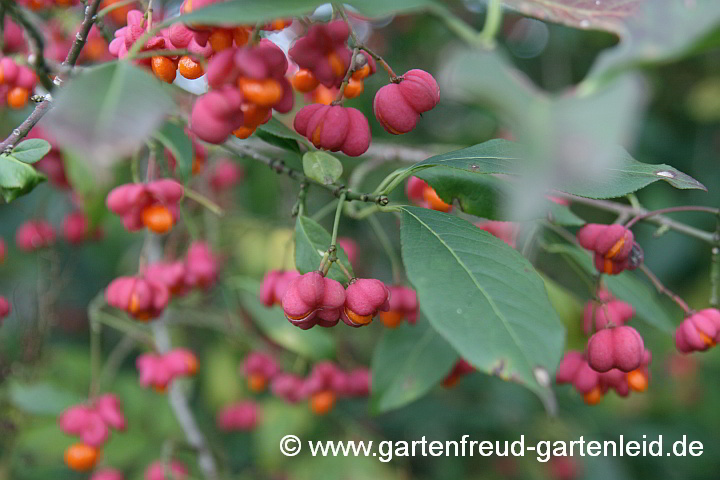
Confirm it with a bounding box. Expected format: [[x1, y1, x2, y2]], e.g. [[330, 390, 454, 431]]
[[408, 139, 704, 199], [153, 121, 193, 182], [0, 154, 46, 202], [400, 207, 565, 411], [371, 316, 458, 414], [8, 381, 83, 415], [239, 290, 335, 360], [42, 62, 174, 162], [176, 0, 436, 26], [295, 215, 354, 283], [11, 139, 51, 164], [256, 116, 308, 152], [541, 243, 676, 332], [502, 1, 720, 79], [303, 151, 343, 186]]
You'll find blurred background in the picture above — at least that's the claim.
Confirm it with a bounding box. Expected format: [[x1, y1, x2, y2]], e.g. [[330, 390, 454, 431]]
[[0, 1, 719, 479]]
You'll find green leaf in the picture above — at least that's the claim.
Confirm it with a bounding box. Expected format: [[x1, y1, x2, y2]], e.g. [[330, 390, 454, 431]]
[[302, 151, 343, 186], [540, 243, 676, 333], [400, 207, 565, 411], [502, 1, 720, 80], [11, 139, 51, 164], [8, 381, 84, 415], [256, 116, 309, 152], [408, 139, 705, 199], [62, 150, 112, 227], [238, 290, 335, 360], [370, 316, 458, 414], [416, 167, 584, 225], [176, 0, 436, 26], [42, 62, 174, 161], [153, 121, 193, 182], [295, 215, 354, 283], [0, 154, 47, 202]]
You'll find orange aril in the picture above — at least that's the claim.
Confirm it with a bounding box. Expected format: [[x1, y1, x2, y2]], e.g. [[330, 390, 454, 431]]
[[583, 386, 603, 405], [344, 308, 373, 325], [208, 29, 233, 52], [248, 373, 268, 393], [64, 443, 99, 472], [7, 87, 30, 110], [238, 78, 283, 107], [343, 78, 364, 99], [141, 204, 174, 234], [151, 56, 177, 84], [627, 370, 648, 392], [310, 390, 336, 415], [352, 64, 371, 80], [327, 52, 346, 77], [233, 126, 255, 139], [241, 103, 270, 129], [422, 187, 452, 212], [178, 56, 204, 80], [291, 69, 319, 93], [379, 310, 404, 328]]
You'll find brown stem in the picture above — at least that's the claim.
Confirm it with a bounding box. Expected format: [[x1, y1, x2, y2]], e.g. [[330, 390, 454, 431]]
[[0, 0, 103, 152], [640, 264, 693, 315], [4, 2, 54, 91], [625, 206, 720, 229], [358, 45, 399, 82], [332, 47, 359, 105], [220, 142, 389, 205]]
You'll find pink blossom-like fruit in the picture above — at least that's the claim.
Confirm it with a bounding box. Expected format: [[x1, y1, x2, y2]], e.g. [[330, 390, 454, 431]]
[[106, 180, 184, 233], [91, 468, 125, 480], [476, 221, 518, 248], [259, 270, 301, 307], [63, 212, 100, 245], [93, 394, 127, 431], [209, 159, 244, 190], [281, 271, 346, 329], [586, 325, 645, 373], [184, 241, 218, 289], [144, 261, 187, 295], [294, 104, 371, 157], [378, 285, 418, 328], [0, 296, 9, 322], [577, 223, 642, 275], [555, 351, 600, 395], [288, 21, 352, 88], [108, 10, 165, 60], [58, 405, 110, 447], [136, 349, 197, 391], [242, 351, 280, 384], [674, 308, 720, 353], [442, 359, 474, 388], [15, 220, 56, 251], [145, 460, 188, 480], [337, 368, 371, 397], [190, 85, 245, 144], [374, 69, 440, 135], [300, 362, 346, 397], [583, 292, 634, 335], [341, 278, 390, 327], [270, 372, 307, 404], [105, 276, 170, 321], [216, 401, 260, 431], [336, 237, 358, 265]]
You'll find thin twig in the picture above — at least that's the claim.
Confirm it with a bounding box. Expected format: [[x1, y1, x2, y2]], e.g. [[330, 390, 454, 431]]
[[0, 0, 104, 151], [221, 142, 389, 205], [624, 205, 720, 229], [640, 264, 692, 315], [5, 2, 55, 91]]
